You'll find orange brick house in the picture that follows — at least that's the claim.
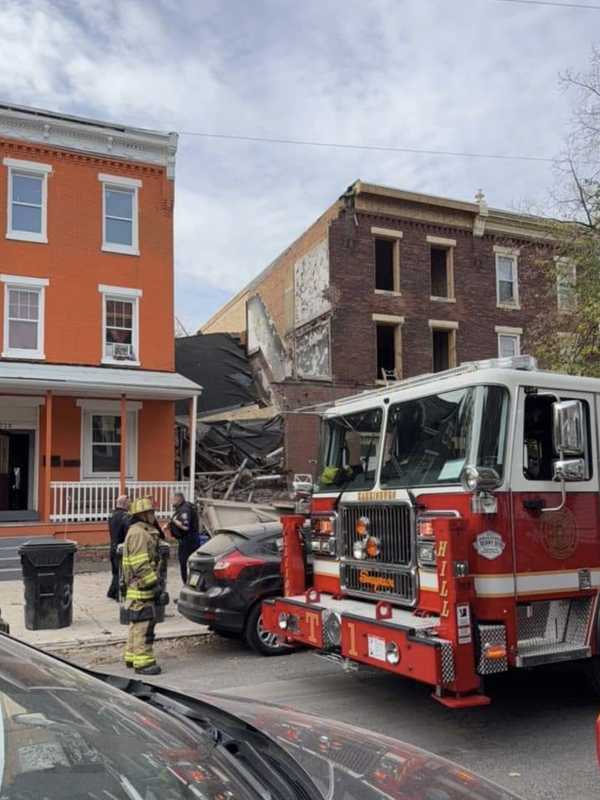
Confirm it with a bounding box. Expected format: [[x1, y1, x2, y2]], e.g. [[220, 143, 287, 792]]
[[0, 103, 201, 544]]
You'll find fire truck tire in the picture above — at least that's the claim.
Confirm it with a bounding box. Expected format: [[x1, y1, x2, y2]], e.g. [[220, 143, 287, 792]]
[[584, 656, 600, 695], [244, 603, 292, 657]]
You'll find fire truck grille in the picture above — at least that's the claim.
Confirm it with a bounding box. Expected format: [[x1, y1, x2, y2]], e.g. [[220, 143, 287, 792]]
[[340, 503, 414, 566], [340, 563, 416, 605]]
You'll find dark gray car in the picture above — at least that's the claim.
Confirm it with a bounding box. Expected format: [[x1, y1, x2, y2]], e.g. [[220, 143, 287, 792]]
[[0, 632, 524, 800]]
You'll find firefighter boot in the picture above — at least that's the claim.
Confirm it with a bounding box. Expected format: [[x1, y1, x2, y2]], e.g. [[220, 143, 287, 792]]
[[135, 663, 162, 675]]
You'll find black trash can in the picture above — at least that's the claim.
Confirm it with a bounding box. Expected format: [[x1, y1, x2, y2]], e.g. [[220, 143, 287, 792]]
[[118, 541, 170, 625], [19, 538, 77, 631]]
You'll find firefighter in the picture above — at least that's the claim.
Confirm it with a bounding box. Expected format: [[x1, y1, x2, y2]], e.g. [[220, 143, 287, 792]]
[[106, 494, 130, 600], [168, 492, 205, 583], [122, 497, 166, 675]]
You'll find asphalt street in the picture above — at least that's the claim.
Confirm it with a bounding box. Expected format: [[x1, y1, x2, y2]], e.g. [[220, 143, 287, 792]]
[[90, 632, 599, 800]]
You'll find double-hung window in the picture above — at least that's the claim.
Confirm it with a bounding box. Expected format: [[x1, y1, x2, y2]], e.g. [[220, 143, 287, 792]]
[[98, 173, 141, 255], [1, 275, 48, 359], [99, 285, 141, 365], [556, 258, 577, 313], [4, 158, 52, 243], [78, 401, 139, 479], [496, 326, 522, 359], [495, 247, 520, 309]]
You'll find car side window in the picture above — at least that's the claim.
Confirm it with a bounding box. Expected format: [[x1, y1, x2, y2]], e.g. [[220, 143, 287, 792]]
[[523, 393, 592, 481]]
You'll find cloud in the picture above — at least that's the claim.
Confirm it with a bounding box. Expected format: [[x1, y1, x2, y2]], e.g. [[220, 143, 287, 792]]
[[0, 0, 596, 330]]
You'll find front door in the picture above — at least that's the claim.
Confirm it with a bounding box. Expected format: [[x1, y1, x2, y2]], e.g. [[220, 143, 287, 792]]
[[0, 430, 36, 521]]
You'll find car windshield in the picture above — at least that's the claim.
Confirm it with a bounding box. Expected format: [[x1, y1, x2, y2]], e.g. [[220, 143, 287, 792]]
[[316, 408, 383, 492], [0, 637, 269, 800], [380, 385, 509, 488]]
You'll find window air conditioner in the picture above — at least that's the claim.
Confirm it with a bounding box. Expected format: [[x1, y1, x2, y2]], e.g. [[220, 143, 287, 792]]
[[112, 343, 134, 360]]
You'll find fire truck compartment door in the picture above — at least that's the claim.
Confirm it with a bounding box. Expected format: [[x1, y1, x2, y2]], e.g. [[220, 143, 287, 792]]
[[510, 386, 598, 592]]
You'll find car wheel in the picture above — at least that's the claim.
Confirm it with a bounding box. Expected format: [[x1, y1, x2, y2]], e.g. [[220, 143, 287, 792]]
[[244, 602, 292, 657], [585, 656, 600, 695]]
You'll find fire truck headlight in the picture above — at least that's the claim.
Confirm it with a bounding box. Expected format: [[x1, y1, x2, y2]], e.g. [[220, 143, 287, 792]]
[[417, 539, 437, 567], [278, 612, 289, 630], [386, 641, 401, 665], [353, 540, 366, 560], [461, 465, 480, 492]]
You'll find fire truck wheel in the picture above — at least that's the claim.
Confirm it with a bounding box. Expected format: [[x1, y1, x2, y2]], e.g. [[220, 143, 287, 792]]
[[585, 656, 600, 695], [244, 603, 292, 657]]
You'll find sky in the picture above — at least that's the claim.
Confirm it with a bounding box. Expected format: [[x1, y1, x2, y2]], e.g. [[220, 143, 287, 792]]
[[0, 0, 597, 331]]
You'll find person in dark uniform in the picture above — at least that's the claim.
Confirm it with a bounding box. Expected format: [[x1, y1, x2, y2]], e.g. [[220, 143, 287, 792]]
[[168, 492, 205, 583], [107, 495, 130, 600]]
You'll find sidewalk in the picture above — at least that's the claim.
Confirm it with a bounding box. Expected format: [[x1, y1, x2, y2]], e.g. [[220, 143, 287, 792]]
[[0, 564, 207, 652]]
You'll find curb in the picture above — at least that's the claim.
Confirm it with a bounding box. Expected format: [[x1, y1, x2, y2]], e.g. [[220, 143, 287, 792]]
[[40, 626, 211, 654]]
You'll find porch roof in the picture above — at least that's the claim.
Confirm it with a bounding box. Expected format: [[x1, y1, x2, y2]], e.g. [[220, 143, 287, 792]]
[[0, 362, 202, 400]]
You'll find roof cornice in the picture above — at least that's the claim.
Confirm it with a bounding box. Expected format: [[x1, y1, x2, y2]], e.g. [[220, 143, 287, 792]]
[[0, 103, 178, 179]]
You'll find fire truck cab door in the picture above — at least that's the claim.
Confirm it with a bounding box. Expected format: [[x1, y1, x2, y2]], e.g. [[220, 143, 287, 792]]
[[510, 386, 598, 590]]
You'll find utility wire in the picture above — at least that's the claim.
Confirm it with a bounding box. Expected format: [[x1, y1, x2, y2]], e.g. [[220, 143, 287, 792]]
[[493, 0, 600, 9], [179, 130, 555, 164]]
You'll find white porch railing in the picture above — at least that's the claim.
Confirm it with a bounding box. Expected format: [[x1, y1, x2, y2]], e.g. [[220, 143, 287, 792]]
[[50, 480, 190, 523]]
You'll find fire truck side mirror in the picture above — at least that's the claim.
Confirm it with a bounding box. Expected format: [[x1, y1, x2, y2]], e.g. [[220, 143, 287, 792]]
[[553, 458, 586, 482], [553, 400, 585, 457]]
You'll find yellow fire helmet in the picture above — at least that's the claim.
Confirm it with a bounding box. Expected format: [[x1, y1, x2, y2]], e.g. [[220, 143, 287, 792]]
[[129, 496, 155, 516]]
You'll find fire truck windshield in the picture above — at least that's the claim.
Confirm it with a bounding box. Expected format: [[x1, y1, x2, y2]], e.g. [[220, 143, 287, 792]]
[[380, 384, 509, 488], [317, 407, 383, 492]]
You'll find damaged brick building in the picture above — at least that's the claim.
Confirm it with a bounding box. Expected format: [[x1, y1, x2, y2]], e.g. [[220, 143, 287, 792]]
[[200, 180, 555, 473]]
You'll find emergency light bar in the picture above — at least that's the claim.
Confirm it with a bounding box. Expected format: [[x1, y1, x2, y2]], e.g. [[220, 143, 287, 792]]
[[466, 355, 537, 371]]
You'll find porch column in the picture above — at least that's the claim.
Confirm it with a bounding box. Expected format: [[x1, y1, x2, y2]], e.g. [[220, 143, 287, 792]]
[[188, 395, 198, 500], [119, 394, 127, 496], [44, 391, 52, 522]]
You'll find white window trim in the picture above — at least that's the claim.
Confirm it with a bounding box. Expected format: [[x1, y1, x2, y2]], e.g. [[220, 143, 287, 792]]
[[98, 173, 141, 256], [495, 325, 523, 335], [497, 332, 521, 358], [99, 285, 141, 366], [372, 313, 405, 324], [426, 235, 456, 247], [3, 158, 52, 244], [495, 252, 520, 309], [80, 407, 138, 480], [428, 319, 459, 330], [371, 226, 403, 239], [1, 276, 48, 360]]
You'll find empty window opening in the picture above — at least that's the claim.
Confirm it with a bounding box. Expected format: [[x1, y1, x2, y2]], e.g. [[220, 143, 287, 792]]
[[432, 328, 456, 372], [377, 324, 397, 380], [430, 247, 450, 298], [375, 239, 397, 292]]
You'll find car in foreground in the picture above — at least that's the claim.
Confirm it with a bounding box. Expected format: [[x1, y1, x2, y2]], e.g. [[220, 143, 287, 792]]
[[0, 630, 523, 800], [178, 521, 291, 656]]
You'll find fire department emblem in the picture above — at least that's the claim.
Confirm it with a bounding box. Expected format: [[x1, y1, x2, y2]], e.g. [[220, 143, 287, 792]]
[[540, 508, 578, 560], [473, 531, 505, 560]]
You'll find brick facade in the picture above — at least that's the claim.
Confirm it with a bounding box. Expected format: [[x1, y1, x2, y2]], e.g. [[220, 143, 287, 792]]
[[202, 181, 553, 413]]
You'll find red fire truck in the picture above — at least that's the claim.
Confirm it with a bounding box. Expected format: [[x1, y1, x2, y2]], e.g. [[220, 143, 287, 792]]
[[262, 355, 600, 708]]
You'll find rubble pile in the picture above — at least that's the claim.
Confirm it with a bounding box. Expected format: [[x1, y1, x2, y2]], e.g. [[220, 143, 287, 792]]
[[195, 416, 288, 502]]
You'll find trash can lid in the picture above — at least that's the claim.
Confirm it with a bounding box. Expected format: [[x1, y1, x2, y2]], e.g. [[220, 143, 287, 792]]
[[19, 537, 77, 554]]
